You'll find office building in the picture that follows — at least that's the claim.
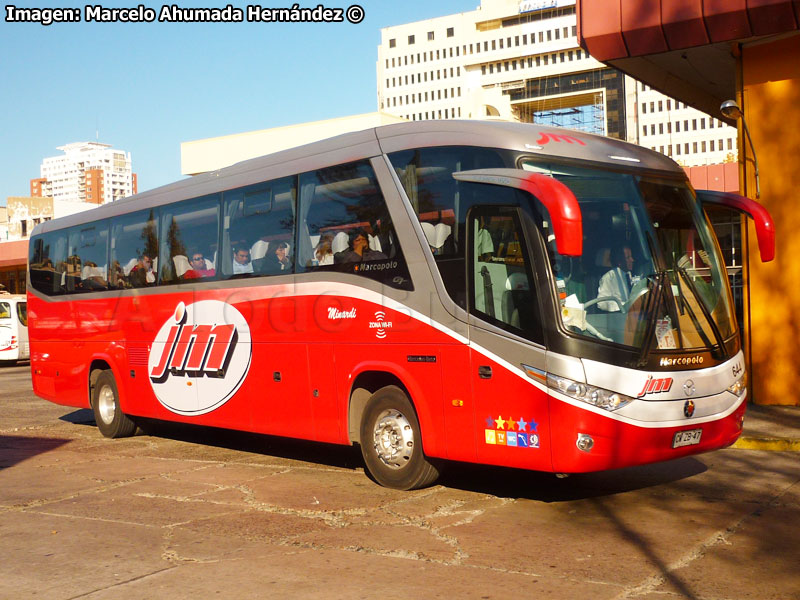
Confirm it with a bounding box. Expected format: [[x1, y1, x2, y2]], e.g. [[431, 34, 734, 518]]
[[32, 142, 137, 205], [376, 0, 736, 167]]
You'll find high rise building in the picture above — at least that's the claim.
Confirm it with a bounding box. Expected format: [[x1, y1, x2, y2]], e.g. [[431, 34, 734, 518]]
[[31, 142, 137, 205], [377, 0, 736, 167]]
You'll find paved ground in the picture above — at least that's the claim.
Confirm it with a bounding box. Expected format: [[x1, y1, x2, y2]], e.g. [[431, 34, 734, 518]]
[[2, 362, 799, 600]]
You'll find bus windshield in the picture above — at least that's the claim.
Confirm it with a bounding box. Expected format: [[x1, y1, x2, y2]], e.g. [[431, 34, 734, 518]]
[[521, 160, 736, 353]]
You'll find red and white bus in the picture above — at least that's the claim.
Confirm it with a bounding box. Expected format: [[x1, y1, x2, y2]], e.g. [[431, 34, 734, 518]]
[[28, 121, 774, 489]]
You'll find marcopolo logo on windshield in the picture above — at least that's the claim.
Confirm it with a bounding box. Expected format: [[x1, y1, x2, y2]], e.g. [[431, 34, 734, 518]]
[[148, 300, 251, 416]]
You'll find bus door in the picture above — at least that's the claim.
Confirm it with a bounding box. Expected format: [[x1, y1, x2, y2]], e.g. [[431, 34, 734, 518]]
[[465, 205, 552, 470]]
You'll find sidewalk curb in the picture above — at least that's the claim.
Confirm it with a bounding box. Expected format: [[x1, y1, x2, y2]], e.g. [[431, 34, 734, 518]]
[[733, 437, 800, 452]]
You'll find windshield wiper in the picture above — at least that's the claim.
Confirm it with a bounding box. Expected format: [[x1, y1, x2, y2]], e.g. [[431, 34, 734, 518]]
[[675, 266, 728, 360]]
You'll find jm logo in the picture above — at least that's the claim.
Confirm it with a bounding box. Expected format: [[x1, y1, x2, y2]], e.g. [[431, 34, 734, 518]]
[[149, 311, 238, 383], [637, 375, 674, 398], [536, 132, 586, 146], [147, 301, 252, 416]]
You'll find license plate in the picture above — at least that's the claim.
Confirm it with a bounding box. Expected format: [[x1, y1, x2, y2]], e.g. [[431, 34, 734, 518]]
[[673, 429, 702, 448]]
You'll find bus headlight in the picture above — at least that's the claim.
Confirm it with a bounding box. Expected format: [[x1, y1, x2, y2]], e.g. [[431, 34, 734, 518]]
[[547, 374, 633, 411], [727, 372, 748, 398]]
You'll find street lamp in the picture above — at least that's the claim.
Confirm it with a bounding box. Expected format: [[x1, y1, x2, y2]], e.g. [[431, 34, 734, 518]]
[[721, 99, 760, 198]]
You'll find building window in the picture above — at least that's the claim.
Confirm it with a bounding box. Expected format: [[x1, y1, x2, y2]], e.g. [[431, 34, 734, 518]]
[[408, 35, 415, 45], [427, 31, 434, 41], [389, 38, 396, 48], [447, 27, 454, 37]]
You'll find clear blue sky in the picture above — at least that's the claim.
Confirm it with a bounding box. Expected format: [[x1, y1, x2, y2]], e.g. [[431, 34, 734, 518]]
[[0, 1, 473, 206]]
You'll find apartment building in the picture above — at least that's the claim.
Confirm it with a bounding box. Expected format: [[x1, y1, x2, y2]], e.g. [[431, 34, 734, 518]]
[[32, 142, 137, 205], [377, 0, 736, 167]]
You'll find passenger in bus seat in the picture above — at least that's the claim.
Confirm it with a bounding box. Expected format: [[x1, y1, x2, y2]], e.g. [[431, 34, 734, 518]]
[[182, 251, 216, 279], [598, 245, 639, 311], [334, 228, 387, 263], [254, 241, 292, 274], [232, 245, 253, 274], [130, 254, 156, 286]]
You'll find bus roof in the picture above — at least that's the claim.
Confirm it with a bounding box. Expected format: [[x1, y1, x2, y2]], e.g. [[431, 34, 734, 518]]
[[32, 120, 682, 236]]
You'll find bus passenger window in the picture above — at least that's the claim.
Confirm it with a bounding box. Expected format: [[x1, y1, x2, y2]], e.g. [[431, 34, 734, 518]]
[[110, 210, 159, 289], [387, 146, 508, 308], [469, 208, 543, 344], [296, 160, 412, 291], [29, 232, 68, 296], [67, 225, 109, 293], [222, 177, 296, 279], [159, 195, 220, 285]]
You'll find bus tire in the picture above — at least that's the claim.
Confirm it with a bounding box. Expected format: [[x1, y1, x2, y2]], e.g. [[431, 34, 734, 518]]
[[92, 370, 137, 439], [359, 385, 439, 490]]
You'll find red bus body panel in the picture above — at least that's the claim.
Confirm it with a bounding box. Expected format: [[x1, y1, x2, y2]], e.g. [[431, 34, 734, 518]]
[[29, 281, 745, 475]]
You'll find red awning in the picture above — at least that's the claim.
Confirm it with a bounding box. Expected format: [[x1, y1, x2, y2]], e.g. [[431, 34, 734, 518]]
[[0, 240, 29, 269], [578, 0, 800, 61], [576, 0, 800, 118]]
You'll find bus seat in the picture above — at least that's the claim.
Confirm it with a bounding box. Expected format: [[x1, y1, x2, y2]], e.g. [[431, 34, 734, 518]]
[[332, 231, 349, 254], [502, 272, 530, 327], [432, 223, 452, 252], [420, 222, 436, 249], [368, 234, 382, 252], [173, 255, 190, 277], [250, 239, 269, 260], [595, 247, 611, 269], [122, 257, 138, 276]]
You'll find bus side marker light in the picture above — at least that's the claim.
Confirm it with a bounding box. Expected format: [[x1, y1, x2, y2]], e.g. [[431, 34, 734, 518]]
[[576, 434, 594, 453], [451, 399, 464, 407]]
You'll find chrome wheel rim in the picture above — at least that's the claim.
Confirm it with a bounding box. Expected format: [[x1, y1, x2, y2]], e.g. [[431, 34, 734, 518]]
[[372, 409, 414, 469], [97, 385, 116, 425]]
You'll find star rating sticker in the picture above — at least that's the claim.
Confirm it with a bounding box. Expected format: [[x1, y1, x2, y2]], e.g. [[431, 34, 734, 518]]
[[516, 417, 528, 432], [529, 419, 539, 432], [506, 418, 516, 431], [494, 415, 506, 430], [485, 416, 495, 428]]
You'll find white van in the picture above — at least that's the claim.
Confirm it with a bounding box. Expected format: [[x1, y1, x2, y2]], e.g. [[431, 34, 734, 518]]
[[0, 294, 29, 365]]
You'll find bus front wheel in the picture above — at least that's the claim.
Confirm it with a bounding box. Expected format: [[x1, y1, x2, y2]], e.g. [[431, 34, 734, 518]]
[[92, 370, 137, 439], [359, 385, 439, 490]]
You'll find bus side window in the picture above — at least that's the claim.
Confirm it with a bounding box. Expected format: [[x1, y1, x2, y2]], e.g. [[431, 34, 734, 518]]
[[296, 160, 412, 290], [67, 224, 109, 293], [222, 176, 297, 279], [110, 209, 159, 289], [159, 195, 220, 285], [468, 207, 544, 344], [29, 231, 67, 296], [387, 146, 507, 308]]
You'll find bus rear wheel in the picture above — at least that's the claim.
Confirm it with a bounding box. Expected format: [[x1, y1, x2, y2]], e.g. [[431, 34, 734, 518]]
[[92, 370, 137, 439], [359, 385, 439, 490]]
